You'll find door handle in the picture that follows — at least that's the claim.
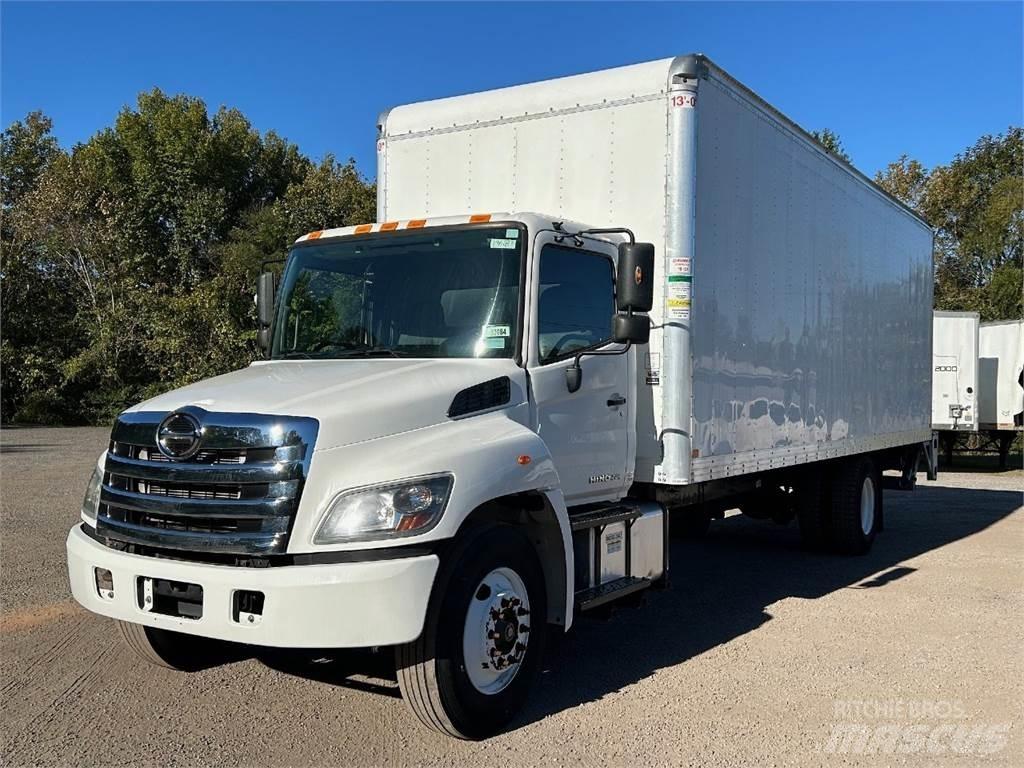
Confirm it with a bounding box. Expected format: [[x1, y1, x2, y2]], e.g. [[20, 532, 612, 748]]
[[607, 395, 627, 407]]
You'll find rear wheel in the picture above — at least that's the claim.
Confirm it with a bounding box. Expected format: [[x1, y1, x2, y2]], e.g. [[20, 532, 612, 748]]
[[829, 456, 882, 555], [395, 525, 547, 739], [117, 621, 227, 671]]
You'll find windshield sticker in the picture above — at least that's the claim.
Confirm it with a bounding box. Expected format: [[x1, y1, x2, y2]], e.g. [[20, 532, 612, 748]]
[[505, 229, 520, 239], [484, 336, 506, 349], [489, 238, 517, 250], [483, 324, 510, 338]]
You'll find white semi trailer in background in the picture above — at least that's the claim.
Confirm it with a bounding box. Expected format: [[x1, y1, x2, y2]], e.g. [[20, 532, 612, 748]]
[[67, 54, 936, 738], [978, 319, 1024, 467], [932, 311, 980, 459]]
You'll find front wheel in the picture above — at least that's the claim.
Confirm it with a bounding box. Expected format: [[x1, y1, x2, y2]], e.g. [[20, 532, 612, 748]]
[[395, 525, 547, 739], [118, 621, 230, 671]]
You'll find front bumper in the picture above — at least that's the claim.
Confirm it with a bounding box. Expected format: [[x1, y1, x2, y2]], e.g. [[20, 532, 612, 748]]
[[66, 524, 439, 648]]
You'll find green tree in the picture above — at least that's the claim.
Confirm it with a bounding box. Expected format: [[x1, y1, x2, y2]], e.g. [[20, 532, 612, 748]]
[[1, 113, 79, 422], [874, 155, 929, 210], [810, 128, 851, 163], [874, 127, 1022, 322], [1, 90, 375, 424], [1, 111, 59, 208]]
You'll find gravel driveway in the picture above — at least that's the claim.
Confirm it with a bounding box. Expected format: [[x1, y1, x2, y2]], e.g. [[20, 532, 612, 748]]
[[2, 426, 1021, 766]]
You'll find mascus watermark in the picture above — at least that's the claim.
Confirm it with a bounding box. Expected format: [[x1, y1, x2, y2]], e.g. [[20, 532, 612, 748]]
[[819, 700, 1011, 756]]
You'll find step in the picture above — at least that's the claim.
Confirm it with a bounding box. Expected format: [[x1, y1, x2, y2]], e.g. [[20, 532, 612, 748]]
[[568, 504, 642, 532], [575, 576, 651, 611]]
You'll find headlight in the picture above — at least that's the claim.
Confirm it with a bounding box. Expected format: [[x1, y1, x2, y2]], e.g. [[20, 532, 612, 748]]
[[313, 474, 454, 544], [81, 466, 102, 525]]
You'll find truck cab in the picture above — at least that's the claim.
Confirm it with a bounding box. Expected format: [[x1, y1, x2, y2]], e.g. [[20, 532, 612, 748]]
[[67, 212, 662, 739]]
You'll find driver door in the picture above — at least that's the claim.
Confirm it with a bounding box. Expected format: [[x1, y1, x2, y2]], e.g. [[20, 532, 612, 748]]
[[527, 233, 631, 505]]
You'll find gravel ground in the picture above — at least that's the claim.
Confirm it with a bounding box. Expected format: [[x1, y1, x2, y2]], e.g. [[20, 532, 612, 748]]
[[1, 426, 1021, 767]]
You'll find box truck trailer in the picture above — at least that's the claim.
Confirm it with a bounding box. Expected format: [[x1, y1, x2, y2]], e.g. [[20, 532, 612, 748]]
[[978, 319, 1023, 467], [67, 54, 936, 738], [932, 311, 980, 433]]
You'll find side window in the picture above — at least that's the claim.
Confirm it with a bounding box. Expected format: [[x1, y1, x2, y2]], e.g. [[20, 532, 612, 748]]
[[537, 245, 614, 364]]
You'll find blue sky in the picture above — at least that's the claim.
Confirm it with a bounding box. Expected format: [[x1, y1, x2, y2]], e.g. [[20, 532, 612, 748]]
[[2, 2, 1021, 179]]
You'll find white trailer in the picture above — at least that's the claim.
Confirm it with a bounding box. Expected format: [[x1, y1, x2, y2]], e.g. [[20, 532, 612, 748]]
[[978, 319, 1023, 467], [979, 320, 1024, 430], [932, 311, 980, 432], [67, 54, 936, 738]]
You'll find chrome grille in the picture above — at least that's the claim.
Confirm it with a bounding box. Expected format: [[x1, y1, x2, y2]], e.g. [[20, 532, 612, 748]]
[[96, 408, 319, 556]]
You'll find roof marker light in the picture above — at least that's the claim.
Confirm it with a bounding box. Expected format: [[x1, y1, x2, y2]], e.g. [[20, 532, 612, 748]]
[[381, 221, 399, 231], [407, 219, 427, 229], [354, 224, 373, 234], [307, 230, 323, 240], [469, 214, 492, 223]]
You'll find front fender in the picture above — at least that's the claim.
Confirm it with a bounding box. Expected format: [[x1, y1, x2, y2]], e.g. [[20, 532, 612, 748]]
[[289, 404, 576, 627], [290, 404, 559, 545]]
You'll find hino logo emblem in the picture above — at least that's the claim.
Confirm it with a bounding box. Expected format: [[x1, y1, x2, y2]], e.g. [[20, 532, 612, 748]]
[[156, 411, 203, 460]]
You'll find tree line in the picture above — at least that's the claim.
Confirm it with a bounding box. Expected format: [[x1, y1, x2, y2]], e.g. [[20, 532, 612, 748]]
[[1, 90, 1021, 425], [1, 91, 376, 424]]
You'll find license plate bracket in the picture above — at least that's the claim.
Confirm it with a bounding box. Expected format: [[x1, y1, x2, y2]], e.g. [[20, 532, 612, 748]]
[[138, 576, 203, 620]]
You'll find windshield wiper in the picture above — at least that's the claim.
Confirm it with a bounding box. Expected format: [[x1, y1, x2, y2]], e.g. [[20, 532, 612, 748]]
[[335, 347, 407, 358]]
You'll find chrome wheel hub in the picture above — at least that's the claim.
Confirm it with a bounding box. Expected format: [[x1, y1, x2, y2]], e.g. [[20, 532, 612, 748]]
[[463, 567, 531, 695], [860, 475, 876, 536]]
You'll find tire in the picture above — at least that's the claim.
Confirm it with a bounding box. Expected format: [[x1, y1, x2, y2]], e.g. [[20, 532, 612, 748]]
[[117, 621, 226, 672], [395, 525, 547, 739], [829, 456, 882, 555], [796, 472, 831, 550]]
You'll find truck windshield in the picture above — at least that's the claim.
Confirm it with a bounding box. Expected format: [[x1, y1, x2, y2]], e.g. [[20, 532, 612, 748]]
[[271, 226, 523, 360]]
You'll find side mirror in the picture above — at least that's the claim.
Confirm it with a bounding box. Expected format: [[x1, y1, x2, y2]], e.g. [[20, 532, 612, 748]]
[[613, 313, 650, 345], [616, 242, 655, 313], [257, 272, 276, 353], [566, 365, 582, 394]]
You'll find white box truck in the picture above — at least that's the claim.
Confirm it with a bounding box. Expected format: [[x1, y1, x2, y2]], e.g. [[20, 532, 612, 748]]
[[978, 319, 1023, 467], [67, 55, 936, 738], [932, 311, 980, 433]]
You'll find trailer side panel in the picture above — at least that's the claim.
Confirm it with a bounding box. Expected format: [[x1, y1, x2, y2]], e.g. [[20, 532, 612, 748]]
[[978, 320, 1024, 430], [687, 72, 934, 482]]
